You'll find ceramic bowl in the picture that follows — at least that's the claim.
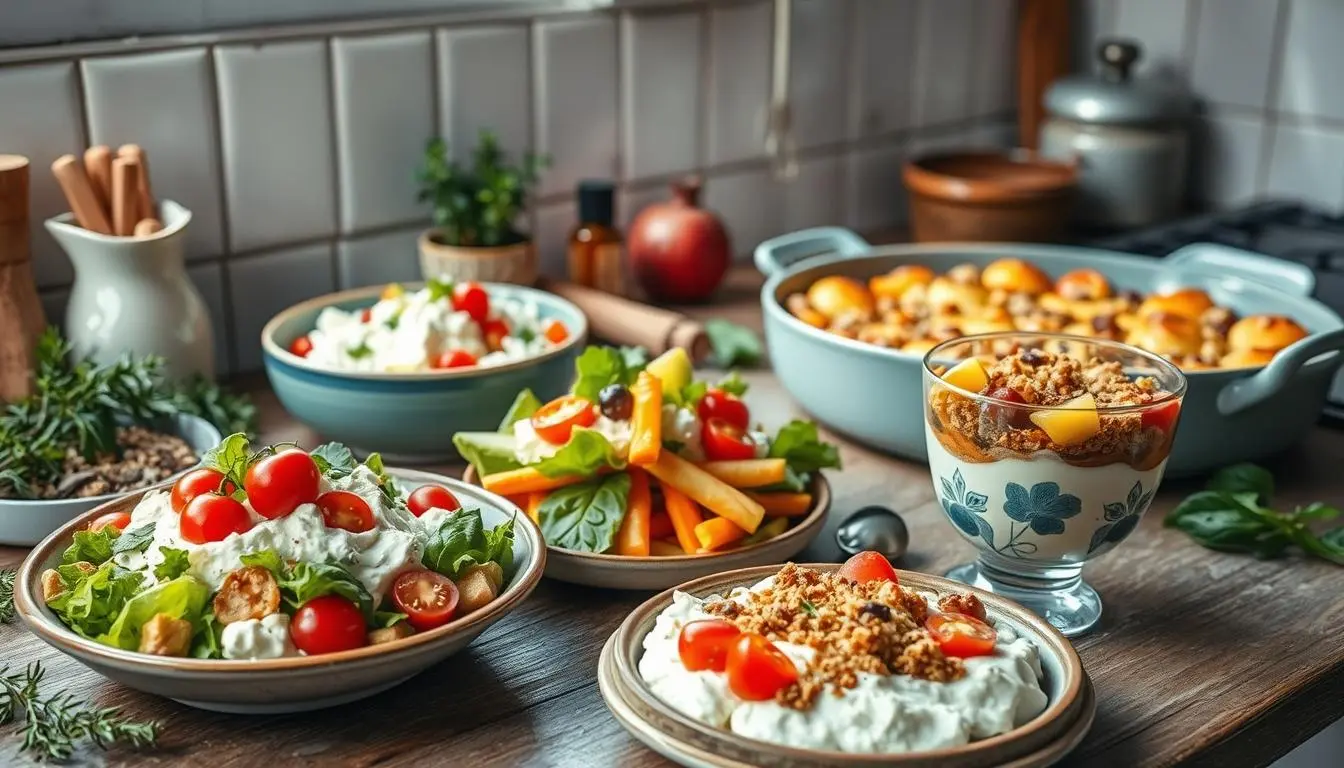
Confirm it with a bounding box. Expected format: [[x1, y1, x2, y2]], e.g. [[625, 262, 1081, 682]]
[[15, 468, 545, 714], [463, 467, 832, 590], [0, 414, 221, 546], [260, 282, 588, 462], [600, 564, 1095, 768]]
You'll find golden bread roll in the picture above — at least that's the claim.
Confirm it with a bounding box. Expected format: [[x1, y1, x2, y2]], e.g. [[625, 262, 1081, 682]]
[[1137, 288, 1213, 320], [806, 275, 874, 318], [981, 258, 1052, 295], [1219, 347, 1277, 369], [1126, 311, 1202, 357], [1226, 314, 1308, 352], [869, 264, 935, 300], [926, 277, 988, 314], [1055, 268, 1112, 301]]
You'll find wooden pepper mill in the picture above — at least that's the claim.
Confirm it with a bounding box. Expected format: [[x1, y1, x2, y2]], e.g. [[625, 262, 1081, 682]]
[[0, 155, 49, 402]]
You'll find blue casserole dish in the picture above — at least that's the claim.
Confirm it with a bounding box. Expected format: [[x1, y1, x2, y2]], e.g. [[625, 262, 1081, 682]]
[[755, 227, 1344, 478]]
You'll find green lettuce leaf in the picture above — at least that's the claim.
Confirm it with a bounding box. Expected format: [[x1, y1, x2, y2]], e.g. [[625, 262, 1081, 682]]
[[423, 509, 516, 579], [191, 612, 225, 659], [154, 547, 192, 581], [536, 473, 631, 553], [201, 432, 254, 486], [240, 550, 377, 622], [111, 524, 155, 556], [497, 389, 543, 432], [768, 420, 841, 475], [572, 346, 642, 402], [310, 441, 358, 478], [705, 320, 763, 367], [97, 575, 211, 651], [46, 562, 145, 639], [61, 528, 119, 566], [665, 372, 746, 408], [532, 429, 627, 478], [238, 549, 284, 574], [453, 432, 524, 478]]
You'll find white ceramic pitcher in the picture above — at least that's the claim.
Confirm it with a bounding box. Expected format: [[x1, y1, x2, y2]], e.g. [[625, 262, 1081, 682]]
[[45, 199, 214, 381]]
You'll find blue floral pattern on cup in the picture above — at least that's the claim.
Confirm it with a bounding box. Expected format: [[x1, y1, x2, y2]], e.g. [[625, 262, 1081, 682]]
[[939, 469, 994, 549], [1088, 480, 1155, 554], [939, 470, 1085, 558]]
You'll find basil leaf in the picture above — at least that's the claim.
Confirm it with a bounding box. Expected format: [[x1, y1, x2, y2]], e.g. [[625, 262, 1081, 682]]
[[364, 452, 399, 504], [311, 441, 358, 478], [154, 547, 192, 581], [753, 465, 808, 493], [46, 562, 145, 639], [1207, 463, 1274, 504], [573, 346, 639, 402], [705, 319, 763, 368], [767, 420, 841, 475], [619, 346, 650, 377], [497, 389, 543, 432], [536, 473, 631, 553], [239, 549, 285, 575], [97, 575, 210, 651], [61, 528, 119, 566], [453, 432, 524, 477], [715, 371, 749, 397], [373, 610, 409, 628], [532, 429, 627, 478], [666, 380, 708, 408], [347, 342, 373, 359], [201, 432, 254, 487], [111, 524, 155, 556], [1296, 502, 1342, 521], [1320, 527, 1344, 560], [423, 508, 514, 579]]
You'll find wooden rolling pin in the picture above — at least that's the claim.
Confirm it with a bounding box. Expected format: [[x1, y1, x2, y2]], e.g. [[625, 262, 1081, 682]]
[[539, 278, 711, 363], [0, 155, 49, 402]]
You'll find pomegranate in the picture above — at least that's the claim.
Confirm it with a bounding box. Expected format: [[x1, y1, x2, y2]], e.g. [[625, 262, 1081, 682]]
[[627, 178, 731, 302]]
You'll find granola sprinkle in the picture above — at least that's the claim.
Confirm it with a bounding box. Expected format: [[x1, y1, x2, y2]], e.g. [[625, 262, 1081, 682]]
[[26, 426, 198, 500], [705, 563, 966, 710]]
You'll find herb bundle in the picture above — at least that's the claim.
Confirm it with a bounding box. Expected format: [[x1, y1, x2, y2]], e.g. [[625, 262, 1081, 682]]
[[0, 569, 14, 624], [0, 663, 157, 761]]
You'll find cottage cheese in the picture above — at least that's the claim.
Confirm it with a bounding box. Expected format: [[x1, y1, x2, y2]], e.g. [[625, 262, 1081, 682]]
[[221, 613, 298, 660]]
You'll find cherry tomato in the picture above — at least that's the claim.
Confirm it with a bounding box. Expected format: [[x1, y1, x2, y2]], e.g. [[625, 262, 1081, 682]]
[[678, 619, 742, 672], [837, 551, 899, 585], [541, 318, 569, 344], [391, 569, 460, 631], [432, 349, 478, 369], [290, 595, 367, 655], [180, 493, 252, 544], [1141, 399, 1181, 433], [288, 335, 314, 358], [244, 450, 320, 520], [725, 633, 798, 701], [89, 511, 131, 533], [700, 418, 757, 461], [481, 318, 510, 352], [531, 395, 597, 445], [697, 389, 750, 430], [360, 307, 373, 323], [316, 491, 375, 533], [407, 484, 461, 518], [926, 612, 998, 658], [452, 281, 490, 324], [171, 468, 233, 514]]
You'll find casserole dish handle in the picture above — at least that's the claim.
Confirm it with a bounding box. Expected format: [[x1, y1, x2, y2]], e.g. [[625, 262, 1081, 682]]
[[1166, 244, 1316, 297], [1217, 329, 1344, 415], [754, 227, 872, 276]]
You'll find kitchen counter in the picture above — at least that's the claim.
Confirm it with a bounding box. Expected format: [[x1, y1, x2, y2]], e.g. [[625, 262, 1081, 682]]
[[2, 267, 1343, 767]]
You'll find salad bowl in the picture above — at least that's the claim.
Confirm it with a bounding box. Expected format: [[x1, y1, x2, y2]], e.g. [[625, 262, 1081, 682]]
[[14, 467, 545, 714]]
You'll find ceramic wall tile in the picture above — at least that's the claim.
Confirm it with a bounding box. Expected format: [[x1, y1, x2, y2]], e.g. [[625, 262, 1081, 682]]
[[534, 198, 576, 278], [1189, 112, 1266, 208], [533, 17, 618, 197], [706, 0, 772, 165], [215, 40, 335, 252], [911, 0, 976, 127], [1110, 0, 1191, 79], [336, 227, 423, 289], [1276, 0, 1344, 122], [783, 155, 844, 232], [789, 0, 849, 150], [972, 0, 1017, 119], [848, 0, 917, 140], [227, 243, 335, 371], [1265, 122, 1344, 212], [436, 26, 531, 164], [621, 10, 701, 180], [186, 260, 232, 375], [845, 142, 907, 234], [703, 167, 781, 259], [332, 31, 434, 233], [82, 48, 225, 259], [1189, 0, 1281, 110], [0, 62, 84, 287]]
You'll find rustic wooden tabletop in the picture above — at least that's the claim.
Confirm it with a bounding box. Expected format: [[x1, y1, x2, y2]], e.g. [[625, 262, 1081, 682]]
[[2, 269, 1342, 767]]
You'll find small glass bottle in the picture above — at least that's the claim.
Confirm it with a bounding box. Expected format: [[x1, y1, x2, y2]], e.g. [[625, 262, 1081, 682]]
[[567, 180, 624, 294]]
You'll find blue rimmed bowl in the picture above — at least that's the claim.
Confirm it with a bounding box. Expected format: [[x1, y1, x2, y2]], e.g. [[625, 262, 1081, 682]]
[[261, 282, 587, 461]]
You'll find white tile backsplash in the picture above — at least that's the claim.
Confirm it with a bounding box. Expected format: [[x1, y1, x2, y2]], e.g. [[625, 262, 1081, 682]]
[[788, 0, 849, 150], [436, 26, 531, 163], [1190, 111, 1267, 208], [911, 0, 976, 127], [848, 0, 917, 140], [186, 260, 232, 375], [703, 166, 781, 259], [1265, 122, 1344, 212], [621, 10, 702, 181], [533, 17, 619, 197], [332, 31, 435, 233], [845, 141, 907, 234], [215, 40, 336, 252], [1111, 0, 1192, 80], [1276, 0, 1344, 122], [1189, 0, 1281, 110], [337, 226, 423, 289], [706, 0, 772, 165], [0, 62, 84, 287], [227, 243, 335, 370], [82, 49, 225, 259]]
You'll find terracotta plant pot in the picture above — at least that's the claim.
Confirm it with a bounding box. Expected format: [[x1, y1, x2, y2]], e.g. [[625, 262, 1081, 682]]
[[418, 230, 537, 285], [902, 150, 1078, 243]]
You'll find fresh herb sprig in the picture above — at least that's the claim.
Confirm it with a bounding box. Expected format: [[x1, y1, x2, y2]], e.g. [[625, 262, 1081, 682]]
[[1166, 463, 1344, 564], [0, 569, 14, 624], [0, 662, 157, 761]]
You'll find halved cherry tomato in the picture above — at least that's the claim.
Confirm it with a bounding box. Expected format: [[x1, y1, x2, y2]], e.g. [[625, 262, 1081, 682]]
[[452, 281, 490, 324], [481, 318, 510, 352], [244, 450, 320, 520], [837, 550, 900, 585], [1141, 399, 1181, 432], [288, 335, 314, 358], [531, 395, 597, 445], [89, 511, 132, 533], [171, 468, 234, 514], [180, 493, 252, 544], [678, 619, 742, 672], [392, 569, 460, 631], [433, 349, 478, 369], [697, 389, 750, 430], [926, 612, 997, 658], [407, 484, 461, 517], [316, 490, 375, 533], [700, 418, 757, 461], [290, 595, 366, 655], [725, 632, 798, 701], [541, 318, 569, 344], [360, 307, 373, 323]]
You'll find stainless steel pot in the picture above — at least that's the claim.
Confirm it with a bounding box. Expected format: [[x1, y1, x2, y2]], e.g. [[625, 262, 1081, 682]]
[[755, 227, 1344, 478]]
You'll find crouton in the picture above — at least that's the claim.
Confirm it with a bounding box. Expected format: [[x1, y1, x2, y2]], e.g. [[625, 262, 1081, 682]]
[[138, 613, 192, 656]]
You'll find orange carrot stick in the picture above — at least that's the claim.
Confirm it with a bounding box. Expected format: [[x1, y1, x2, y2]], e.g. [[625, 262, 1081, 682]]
[[482, 467, 587, 496], [744, 492, 814, 518], [649, 539, 686, 557], [698, 459, 787, 488], [645, 450, 765, 534], [694, 516, 748, 552], [661, 481, 703, 554], [628, 371, 663, 466], [524, 492, 547, 525], [616, 468, 652, 556]]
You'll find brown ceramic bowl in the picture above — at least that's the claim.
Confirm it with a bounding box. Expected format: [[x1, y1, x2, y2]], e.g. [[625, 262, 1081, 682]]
[[599, 564, 1095, 767], [902, 150, 1078, 243]]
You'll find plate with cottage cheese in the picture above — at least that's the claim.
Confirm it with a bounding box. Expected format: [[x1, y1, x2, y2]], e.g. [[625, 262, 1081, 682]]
[[599, 557, 1094, 767]]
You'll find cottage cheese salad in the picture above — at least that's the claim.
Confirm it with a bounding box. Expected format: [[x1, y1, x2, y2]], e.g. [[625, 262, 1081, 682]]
[[638, 556, 1049, 753], [41, 435, 515, 660], [286, 279, 571, 372], [452, 346, 840, 557]]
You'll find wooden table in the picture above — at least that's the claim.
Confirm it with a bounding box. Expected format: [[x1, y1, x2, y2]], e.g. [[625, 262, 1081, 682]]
[[3, 269, 1342, 767]]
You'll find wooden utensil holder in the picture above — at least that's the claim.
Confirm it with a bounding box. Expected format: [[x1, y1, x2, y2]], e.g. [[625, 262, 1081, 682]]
[[0, 155, 48, 402]]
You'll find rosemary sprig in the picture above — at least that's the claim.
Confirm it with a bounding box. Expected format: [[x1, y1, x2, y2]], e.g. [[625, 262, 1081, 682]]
[[0, 569, 14, 624], [0, 663, 157, 761]]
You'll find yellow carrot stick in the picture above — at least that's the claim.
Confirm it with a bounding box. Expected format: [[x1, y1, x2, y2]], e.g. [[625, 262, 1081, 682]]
[[744, 492, 814, 518], [694, 516, 748, 552], [649, 539, 687, 557], [482, 467, 587, 496], [628, 371, 663, 466], [661, 481, 704, 554], [645, 450, 765, 534], [697, 459, 787, 488], [616, 468, 652, 556]]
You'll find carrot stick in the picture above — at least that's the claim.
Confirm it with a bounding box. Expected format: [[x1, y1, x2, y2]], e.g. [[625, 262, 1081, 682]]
[[694, 516, 748, 552], [698, 459, 787, 488], [744, 492, 814, 518], [482, 467, 587, 496], [616, 468, 652, 556], [648, 510, 674, 540], [628, 371, 663, 466], [661, 481, 704, 554], [649, 539, 686, 557], [645, 451, 765, 534]]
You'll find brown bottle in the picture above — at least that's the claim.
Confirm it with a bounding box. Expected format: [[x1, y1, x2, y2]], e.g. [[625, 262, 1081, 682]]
[[567, 180, 624, 294], [0, 155, 48, 402]]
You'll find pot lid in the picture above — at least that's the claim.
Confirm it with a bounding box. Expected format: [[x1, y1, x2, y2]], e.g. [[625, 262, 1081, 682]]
[[1045, 39, 1191, 124]]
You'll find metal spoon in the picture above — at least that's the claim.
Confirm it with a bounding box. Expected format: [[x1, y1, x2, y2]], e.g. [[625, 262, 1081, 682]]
[[835, 505, 910, 561]]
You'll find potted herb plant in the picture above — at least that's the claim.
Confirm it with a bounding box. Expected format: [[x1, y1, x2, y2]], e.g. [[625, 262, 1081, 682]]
[[415, 130, 546, 285]]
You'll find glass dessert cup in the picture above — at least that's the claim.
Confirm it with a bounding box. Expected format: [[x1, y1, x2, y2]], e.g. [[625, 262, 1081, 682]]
[[922, 332, 1187, 637]]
